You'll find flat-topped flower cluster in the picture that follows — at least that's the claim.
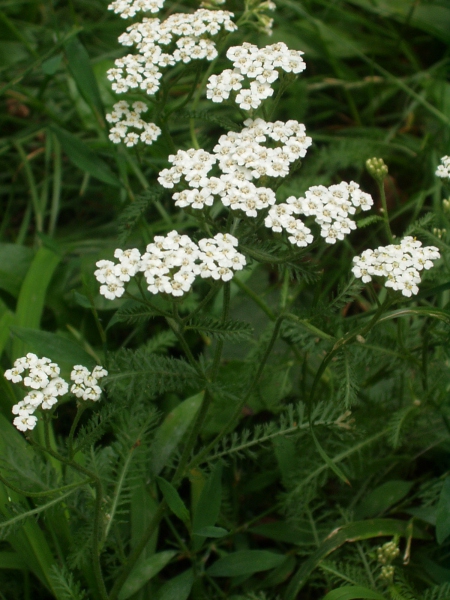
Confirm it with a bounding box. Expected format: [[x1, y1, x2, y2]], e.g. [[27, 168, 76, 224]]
[[352, 237, 440, 297], [207, 42, 306, 110], [265, 181, 374, 246], [95, 231, 246, 300], [4, 354, 107, 431], [158, 118, 312, 215], [436, 155, 450, 180], [106, 100, 161, 146], [107, 9, 236, 96], [108, 0, 165, 19]]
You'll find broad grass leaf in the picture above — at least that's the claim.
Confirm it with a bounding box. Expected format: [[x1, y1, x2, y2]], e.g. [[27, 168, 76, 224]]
[[356, 480, 414, 519], [64, 36, 104, 124], [0, 244, 33, 297], [322, 585, 387, 600], [192, 461, 222, 534], [50, 125, 120, 187], [149, 392, 203, 477], [436, 478, 450, 544], [156, 568, 194, 600], [207, 550, 285, 577], [156, 477, 190, 525], [118, 550, 176, 600], [193, 526, 228, 538], [12, 247, 60, 360]]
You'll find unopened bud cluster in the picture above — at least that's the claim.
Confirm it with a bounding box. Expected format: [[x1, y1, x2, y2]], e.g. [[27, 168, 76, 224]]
[[436, 156, 450, 180], [366, 157, 388, 182], [377, 541, 400, 565], [207, 42, 305, 110], [4, 354, 107, 431], [95, 231, 246, 300], [352, 237, 440, 297]]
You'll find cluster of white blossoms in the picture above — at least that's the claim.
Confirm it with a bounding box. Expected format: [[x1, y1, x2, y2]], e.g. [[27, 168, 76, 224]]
[[108, 0, 165, 19], [95, 231, 246, 299], [4, 354, 107, 431], [436, 156, 450, 179], [70, 365, 108, 402], [265, 181, 374, 245], [352, 236, 440, 297], [158, 119, 312, 216], [107, 10, 236, 96], [106, 101, 161, 146], [206, 42, 306, 110]]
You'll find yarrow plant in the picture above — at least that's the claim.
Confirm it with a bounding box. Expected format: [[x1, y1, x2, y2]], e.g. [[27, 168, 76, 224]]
[[2, 1, 449, 600]]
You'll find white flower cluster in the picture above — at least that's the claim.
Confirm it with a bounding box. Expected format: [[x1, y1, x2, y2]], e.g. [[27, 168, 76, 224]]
[[106, 101, 161, 146], [436, 156, 450, 179], [5, 354, 69, 431], [107, 10, 237, 96], [95, 231, 246, 299], [70, 365, 108, 402], [95, 248, 142, 300], [158, 119, 311, 216], [4, 355, 108, 431], [108, 0, 165, 19], [206, 42, 306, 110], [265, 181, 374, 245], [352, 236, 440, 297]]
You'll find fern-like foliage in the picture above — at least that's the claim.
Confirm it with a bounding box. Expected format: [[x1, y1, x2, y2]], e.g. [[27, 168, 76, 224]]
[[405, 213, 436, 237], [203, 402, 340, 464], [185, 316, 254, 341], [422, 583, 450, 600], [144, 329, 178, 353], [179, 109, 241, 133], [106, 347, 201, 401], [117, 190, 163, 245], [48, 565, 87, 600], [106, 299, 160, 330], [335, 347, 359, 408]]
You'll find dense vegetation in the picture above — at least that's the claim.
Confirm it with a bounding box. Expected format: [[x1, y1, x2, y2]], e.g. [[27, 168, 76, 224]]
[[0, 1, 450, 599]]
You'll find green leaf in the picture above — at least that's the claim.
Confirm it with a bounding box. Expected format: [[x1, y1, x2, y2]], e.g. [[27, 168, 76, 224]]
[[118, 550, 176, 600], [356, 480, 414, 519], [41, 53, 62, 75], [378, 307, 450, 326], [436, 478, 450, 544], [0, 244, 33, 297], [0, 551, 27, 569], [156, 568, 194, 600], [157, 477, 190, 525], [10, 327, 96, 372], [149, 392, 203, 477], [50, 125, 120, 187], [64, 36, 104, 124], [193, 526, 228, 538], [12, 247, 60, 360], [207, 550, 285, 577], [310, 426, 350, 486], [192, 462, 223, 535], [322, 585, 387, 600], [186, 317, 254, 341]]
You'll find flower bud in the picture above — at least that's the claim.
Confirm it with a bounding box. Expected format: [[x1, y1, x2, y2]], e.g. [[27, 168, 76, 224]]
[[366, 157, 388, 183]]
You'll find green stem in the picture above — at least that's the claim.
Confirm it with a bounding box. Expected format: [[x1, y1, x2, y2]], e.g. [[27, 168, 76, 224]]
[[26, 437, 109, 599], [187, 315, 285, 471], [68, 403, 88, 458], [108, 501, 167, 600], [0, 472, 92, 498], [232, 276, 276, 320], [378, 180, 394, 243], [165, 315, 205, 379], [308, 296, 393, 407], [181, 283, 220, 325]]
